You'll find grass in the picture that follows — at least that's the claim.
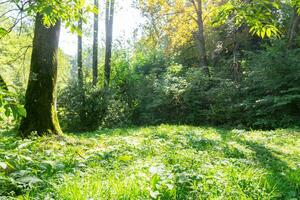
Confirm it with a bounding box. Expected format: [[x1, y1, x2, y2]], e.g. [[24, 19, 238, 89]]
[[0, 125, 299, 199]]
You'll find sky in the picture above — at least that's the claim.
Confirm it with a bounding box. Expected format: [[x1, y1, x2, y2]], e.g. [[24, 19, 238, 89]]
[[59, 0, 145, 56]]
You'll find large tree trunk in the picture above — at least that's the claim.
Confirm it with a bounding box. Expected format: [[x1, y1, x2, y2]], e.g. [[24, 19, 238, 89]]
[[19, 15, 62, 137], [104, 0, 115, 88], [288, 7, 300, 48], [92, 0, 99, 86], [192, 0, 210, 76]]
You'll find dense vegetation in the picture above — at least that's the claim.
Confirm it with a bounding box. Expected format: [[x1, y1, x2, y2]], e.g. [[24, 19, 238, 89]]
[[0, 0, 300, 199], [58, 43, 300, 130]]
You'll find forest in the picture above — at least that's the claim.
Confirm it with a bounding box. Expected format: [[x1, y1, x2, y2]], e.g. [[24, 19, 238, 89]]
[[0, 0, 300, 199]]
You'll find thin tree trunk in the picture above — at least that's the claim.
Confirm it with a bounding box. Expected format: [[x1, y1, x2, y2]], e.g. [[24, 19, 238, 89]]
[[192, 0, 210, 76], [104, 0, 115, 88], [78, 14, 83, 89], [77, 12, 86, 124], [232, 31, 241, 83], [288, 7, 300, 48], [19, 14, 62, 137], [0, 74, 8, 90], [92, 0, 99, 86]]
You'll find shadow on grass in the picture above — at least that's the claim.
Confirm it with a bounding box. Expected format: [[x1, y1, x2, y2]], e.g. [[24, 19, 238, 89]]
[[240, 140, 299, 198], [215, 129, 300, 198], [186, 130, 247, 159]]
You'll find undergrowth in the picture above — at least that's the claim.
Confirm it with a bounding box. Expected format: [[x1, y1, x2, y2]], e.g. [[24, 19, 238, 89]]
[[0, 125, 299, 199]]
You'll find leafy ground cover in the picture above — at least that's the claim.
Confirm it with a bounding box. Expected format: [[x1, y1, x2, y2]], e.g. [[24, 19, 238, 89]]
[[0, 125, 299, 199]]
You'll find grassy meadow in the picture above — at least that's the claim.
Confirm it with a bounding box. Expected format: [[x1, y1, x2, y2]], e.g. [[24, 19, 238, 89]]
[[0, 125, 299, 199]]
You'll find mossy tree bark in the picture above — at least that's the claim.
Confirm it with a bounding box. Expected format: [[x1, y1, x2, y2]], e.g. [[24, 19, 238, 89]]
[[19, 14, 62, 137]]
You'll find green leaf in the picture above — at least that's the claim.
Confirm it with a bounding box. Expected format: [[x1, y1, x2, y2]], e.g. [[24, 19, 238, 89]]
[[261, 28, 266, 39], [118, 155, 132, 162], [266, 28, 271, 38], [0, 27, 8, 37], [272, 2, 280, 9], [0, 162, 7, 170], [150, 190, 160, 199], [44, 6, 53, 15], [17, 106, 27, 117], [4, 107, 10, 117]]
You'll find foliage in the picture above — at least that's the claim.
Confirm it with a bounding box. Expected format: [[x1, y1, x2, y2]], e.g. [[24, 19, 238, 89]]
[[0, 20, 72, 90], [132, 62, 241, 126], [58, 81, 133, 131], [7, 0, 96, 30], [58, 39, 300, 130], [0, 87, 26, 130], [214, 0, 283, 38], [0, 28, 32, 89], [0, 125, 299, 199], [240, 42, 300, 128], [138, 0, 223, 51]]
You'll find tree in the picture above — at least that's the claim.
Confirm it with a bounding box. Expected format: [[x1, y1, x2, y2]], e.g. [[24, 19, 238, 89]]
[[191, 0, 209, 76], [78, 12, 84, 89], [76, 10, 87, 125], [19, 14, 62, 137], [93, 0, 99, 86], [104, 0, 115, 88], [288, 7, 300, 48], [14, 0, 89, 137], [138, 0, 221, 75]]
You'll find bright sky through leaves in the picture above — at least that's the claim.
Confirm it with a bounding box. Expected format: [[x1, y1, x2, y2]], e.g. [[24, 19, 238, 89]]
[[59, 0, 144, 56]]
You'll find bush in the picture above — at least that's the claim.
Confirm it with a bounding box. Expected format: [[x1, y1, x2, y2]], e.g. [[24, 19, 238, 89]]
[[241, 42, 300, 128], [58, 82, 107, 131], [134, 63, 241, 126], [57, 42, 300, 131], [135, 64, 188, 124], [58, 81, 133, 131], [0, 87, 26, 130]]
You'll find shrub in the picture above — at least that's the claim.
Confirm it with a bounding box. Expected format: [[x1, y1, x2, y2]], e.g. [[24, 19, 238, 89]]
[[241, 42, 300, 128], [58, 82, 107, 131], [58, 82, 133, 131], [0, 87, 26, 129], [57, 42, 300, 131]]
